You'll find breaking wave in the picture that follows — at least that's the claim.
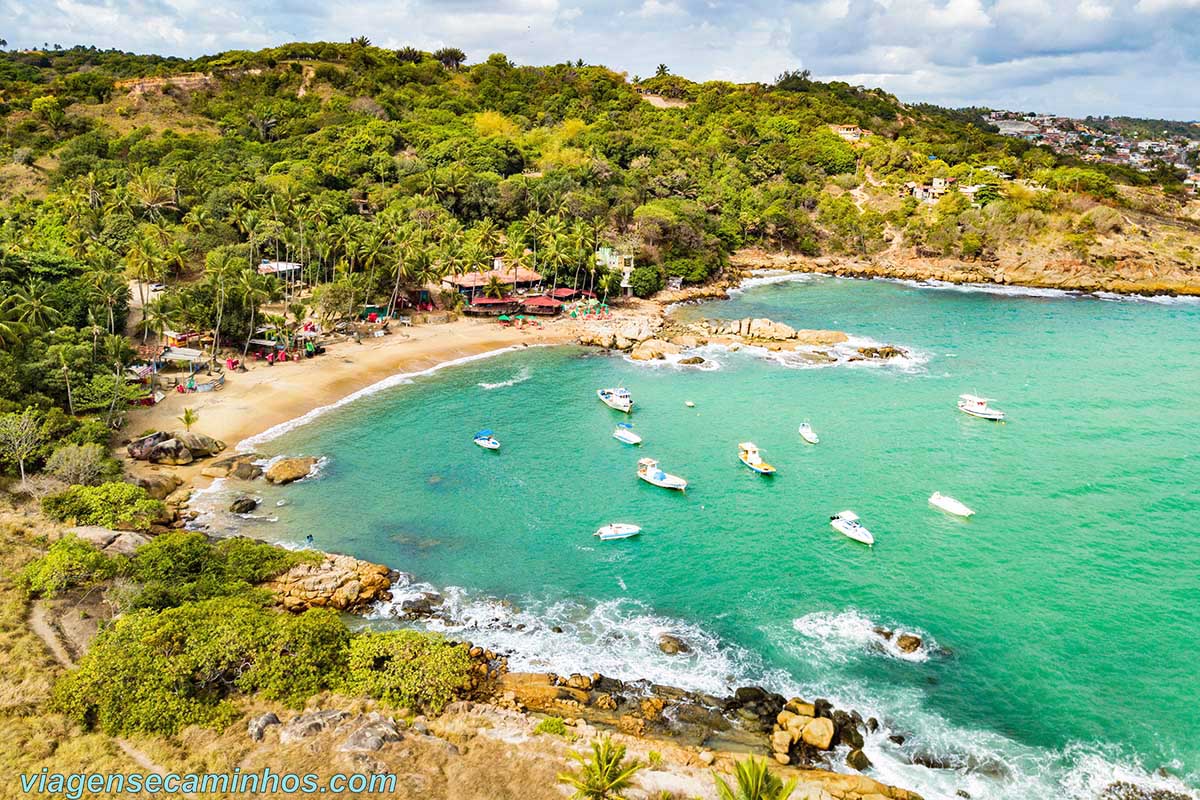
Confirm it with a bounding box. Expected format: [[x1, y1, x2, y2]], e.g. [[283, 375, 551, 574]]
[[478, 365, 533, 390], [361, 579, 1196, 800], [791, 609, 938, 664]]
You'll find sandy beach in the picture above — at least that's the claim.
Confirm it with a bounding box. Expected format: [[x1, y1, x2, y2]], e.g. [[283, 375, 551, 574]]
[[121, 304, 661, 486]]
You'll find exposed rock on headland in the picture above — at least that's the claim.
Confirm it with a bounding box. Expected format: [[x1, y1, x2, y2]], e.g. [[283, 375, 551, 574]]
[[265, 553, 394, 612]]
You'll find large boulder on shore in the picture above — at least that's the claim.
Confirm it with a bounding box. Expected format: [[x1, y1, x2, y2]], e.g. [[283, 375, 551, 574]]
[[146, 438, 194, 466], [174, 431, 226, 458], [265, 553, 392, 612], [801, 716, 835, 750], [614, 319, 655, 350], [127, 431, 171, 460], [265, 456, 318, 484], [133, 472, 182, 500], [630, 339, 681, 361]]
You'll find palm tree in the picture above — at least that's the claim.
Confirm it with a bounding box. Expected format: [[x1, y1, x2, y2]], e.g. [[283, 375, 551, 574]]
[[0, 301, 27, 350], [137, 295, 176, 344], [203, 251, 240, 364], [239, 271, 280, 357], [655, 63, 669, 77], [558, 737, 643, 800], [713, 757, 797, 800], [481, 276, 510, 299], [12, 279, 61, 331], [178, 407, 199, 432]]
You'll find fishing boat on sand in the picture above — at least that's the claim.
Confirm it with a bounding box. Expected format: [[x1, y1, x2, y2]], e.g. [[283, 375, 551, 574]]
[[830, 510, 874, 546], [612, 422, 642, 445], [598, 387, 633, 413], [472, 429, 500, 450], [637, 458, 687, 490], [595, 523, 642, 541], [957, 394, 1006, 421], [929, 492, 975, 517], [738, 442, 776, 475], [798, 422, 819, 444]]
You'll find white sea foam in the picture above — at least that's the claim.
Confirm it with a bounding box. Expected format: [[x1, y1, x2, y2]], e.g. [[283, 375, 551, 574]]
[[363, 577, 1199, 800], [791, 609, 937, 664], [728, 270, 820, 295], [478, 365, 533, 390], [237, 345, 538, 451]]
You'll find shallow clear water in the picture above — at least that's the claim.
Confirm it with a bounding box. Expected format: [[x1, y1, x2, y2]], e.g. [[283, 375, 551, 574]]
[[217, 275, 1200, 800]]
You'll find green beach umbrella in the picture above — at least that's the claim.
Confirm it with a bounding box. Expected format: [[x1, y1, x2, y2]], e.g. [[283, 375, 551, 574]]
[[498, 314, 510, 321]]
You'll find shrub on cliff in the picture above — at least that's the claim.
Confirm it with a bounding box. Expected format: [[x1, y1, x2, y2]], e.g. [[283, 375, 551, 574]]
[[128, 531, 313, 611], [342, 630, 474, 712], [628, 266, 663, 298], [53, 597, 350, 734], [20, 536, 121, 597], [41, 482, 165, 531], [558, 736, 643, 800]]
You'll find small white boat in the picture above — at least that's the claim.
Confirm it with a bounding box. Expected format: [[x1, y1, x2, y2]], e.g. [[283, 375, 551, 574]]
[[637, 457, 687, 490], [598, 387, 633, 413], [473, 429, 500, 450], [798, 422, 819, 445], [613, 422, 642, 445], [929, 492, 975, 517], [957, 394, 1006, 421], [738, 442, 776, 475], [595, 523, 642, 541], [830, 510, 874, 546], [685, 401, 695, 408]]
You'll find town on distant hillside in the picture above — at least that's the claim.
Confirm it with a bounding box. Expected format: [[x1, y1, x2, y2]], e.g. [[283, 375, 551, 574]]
[[988, 110, 1200, 192]]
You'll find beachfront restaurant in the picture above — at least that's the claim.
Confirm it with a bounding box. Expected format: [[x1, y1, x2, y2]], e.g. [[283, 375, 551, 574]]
[[519, 295, 564, 316], [465, 295, 521, 317], [443, 265, 544, 300]]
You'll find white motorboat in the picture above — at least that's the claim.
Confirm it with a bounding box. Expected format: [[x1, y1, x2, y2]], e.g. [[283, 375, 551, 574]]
[[957, 394, 1006, 421], [737, 442, 777, 475], [830, 510, 874, 546], [598, 387, 633, 413], [595, 523, 642, 541], [637, 457, 688, 490], [929, 492, 975, 517], [473, 429, 500, 450], [613, 422, 642, 445], [798, 422, 819, 445], [685, 401, 695, 408]]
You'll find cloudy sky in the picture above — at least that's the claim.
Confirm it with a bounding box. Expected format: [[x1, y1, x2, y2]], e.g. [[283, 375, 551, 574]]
[[4, 0, 1199, 119]]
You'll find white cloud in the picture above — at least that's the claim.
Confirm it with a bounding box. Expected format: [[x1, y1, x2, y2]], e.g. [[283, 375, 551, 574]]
[[5, 0, 1199, 117]]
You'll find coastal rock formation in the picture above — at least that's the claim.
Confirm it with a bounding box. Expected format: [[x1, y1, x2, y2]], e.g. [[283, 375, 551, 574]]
[[129, 430, 227, 466], [657, 633, 691, 655], [127, 432, 171, 460], [578, 315, 663, 351], [174, 431, 226, 457], [229, 496, 259, 514], [67, 526, 151, 556], [133, 472, 182, 500], [692, 318, 850, 347], [855, 346, 907, 360], [265, 553, 393, 612], [146, 438, 194, 466], [630, 339, 681, 361], [265, 456, 318, 484]]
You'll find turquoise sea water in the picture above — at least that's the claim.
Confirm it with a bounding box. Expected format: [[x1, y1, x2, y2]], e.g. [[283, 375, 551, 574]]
[[214, 275, 1200, 800]]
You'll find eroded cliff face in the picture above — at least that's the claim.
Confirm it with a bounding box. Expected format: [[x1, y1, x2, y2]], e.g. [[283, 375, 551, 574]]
[[731, 248, 1200, 296]]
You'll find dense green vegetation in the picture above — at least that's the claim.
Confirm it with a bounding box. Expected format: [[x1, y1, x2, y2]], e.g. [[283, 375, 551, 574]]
[[0, 40, 1178, 491], [21, 531, 475, 735], [41, 481, 165, 530]]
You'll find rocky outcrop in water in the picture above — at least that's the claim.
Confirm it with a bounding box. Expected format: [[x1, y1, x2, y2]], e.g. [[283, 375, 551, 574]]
[[265, 456, 318, 484], [265, 553, 394, 612]]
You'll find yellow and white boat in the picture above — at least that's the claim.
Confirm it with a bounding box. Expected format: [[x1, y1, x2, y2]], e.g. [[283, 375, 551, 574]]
[[738, 442, 776, 475]]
